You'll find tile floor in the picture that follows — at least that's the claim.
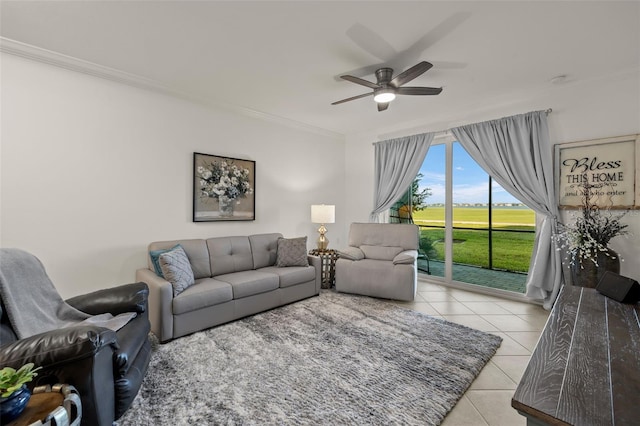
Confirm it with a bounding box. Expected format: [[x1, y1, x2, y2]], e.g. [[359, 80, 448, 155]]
[[386, 279, 550, 426]]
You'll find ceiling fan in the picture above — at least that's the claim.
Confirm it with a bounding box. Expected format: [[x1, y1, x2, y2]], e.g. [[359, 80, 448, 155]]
[[332, 61, 442, 111]]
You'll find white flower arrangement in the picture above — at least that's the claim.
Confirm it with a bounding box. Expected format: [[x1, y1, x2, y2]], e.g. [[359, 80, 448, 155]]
[[554, 182, 628, 268], [197, 160, 253, 203]]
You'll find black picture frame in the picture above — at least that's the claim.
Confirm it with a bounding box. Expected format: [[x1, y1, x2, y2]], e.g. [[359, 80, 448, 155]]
[[193, 152, 256, 222]]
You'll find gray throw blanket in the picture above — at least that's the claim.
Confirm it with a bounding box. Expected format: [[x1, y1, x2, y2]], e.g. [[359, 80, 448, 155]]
[[0, 248, 136, 340]]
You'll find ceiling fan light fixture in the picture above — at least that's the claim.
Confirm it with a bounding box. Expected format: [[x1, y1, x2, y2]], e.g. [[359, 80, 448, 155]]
[[373, 89, 396, 103], [332, 61, 440, 109]]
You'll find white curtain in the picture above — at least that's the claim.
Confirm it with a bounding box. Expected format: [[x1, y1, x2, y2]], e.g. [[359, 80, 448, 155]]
[[451, 111, 562, 309], [370, 133, 434, 222]]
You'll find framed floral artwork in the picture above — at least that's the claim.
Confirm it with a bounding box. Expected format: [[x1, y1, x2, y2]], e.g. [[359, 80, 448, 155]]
[[193, 152, 255, 222]]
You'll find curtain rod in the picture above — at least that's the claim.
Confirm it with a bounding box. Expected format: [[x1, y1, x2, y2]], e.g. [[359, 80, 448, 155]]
[[373, 108, 553, 144]]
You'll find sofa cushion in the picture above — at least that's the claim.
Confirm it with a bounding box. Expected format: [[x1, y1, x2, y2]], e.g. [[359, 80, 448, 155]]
[[259, 266, 316, 288], [276, 237, 309, 267], [348, 222, 419, 250], [148, 239, 211, 279], [249, 233, 282, 269], [215, 271, 279, 299], [172, 278, 233, 315], [360, 245, 404, 261], [159, 246, 195, 297], [207, 236, 254, 276]]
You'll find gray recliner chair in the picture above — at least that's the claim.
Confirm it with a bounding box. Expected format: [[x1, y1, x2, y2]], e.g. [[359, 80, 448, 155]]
[[335, 223, 419, 301]]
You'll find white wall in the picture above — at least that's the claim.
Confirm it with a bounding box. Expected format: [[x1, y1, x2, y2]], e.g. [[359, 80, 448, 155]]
[[345, 70, 640, 281], [2, 52, 638, 298], [1, 54, 346, 298]]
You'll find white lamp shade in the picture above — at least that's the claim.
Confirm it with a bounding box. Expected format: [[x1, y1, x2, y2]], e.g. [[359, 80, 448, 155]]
[[311, 205, 335, 224]]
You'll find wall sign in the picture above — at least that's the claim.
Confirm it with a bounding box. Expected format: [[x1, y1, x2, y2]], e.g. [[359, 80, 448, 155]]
[[555, 134, 639, 209]]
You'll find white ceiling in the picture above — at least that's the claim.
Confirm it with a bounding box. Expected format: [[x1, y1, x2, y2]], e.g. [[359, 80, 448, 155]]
[[1, 1, 639, 137]]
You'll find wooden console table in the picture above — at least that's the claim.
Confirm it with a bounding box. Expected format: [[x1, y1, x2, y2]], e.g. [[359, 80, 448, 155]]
[[512, 285, 640, 425]]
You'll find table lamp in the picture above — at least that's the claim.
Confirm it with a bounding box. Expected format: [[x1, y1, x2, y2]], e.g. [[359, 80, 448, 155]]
[[311, 204, 335, 250]]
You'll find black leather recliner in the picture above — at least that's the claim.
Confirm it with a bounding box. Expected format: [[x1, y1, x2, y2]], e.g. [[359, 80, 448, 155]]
[[0, 273, 152, 426]]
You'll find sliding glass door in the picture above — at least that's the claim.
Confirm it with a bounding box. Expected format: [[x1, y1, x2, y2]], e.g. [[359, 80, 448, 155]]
[[408, 137, 535, 294]]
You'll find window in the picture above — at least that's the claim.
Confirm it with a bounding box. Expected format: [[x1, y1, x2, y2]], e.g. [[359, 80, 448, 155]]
[[399, 138, 536, 294]]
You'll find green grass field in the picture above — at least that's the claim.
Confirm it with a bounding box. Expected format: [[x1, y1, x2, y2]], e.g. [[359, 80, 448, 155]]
[[415, 207, 535, 273], [413, 207, 535, 228]]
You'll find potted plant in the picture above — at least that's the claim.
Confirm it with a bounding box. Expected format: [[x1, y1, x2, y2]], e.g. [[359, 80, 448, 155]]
[[554, 181, 629, 288], [0, 363, 41, 423]]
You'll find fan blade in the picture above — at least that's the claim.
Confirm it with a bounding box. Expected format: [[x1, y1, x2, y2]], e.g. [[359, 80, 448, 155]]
[[346, 23, 397, 62], [331, 92, 373, 105], [395, 86, 443, 96], [390, 61, 433, 87], [340, 75, 380, 89], [377, 102, 389, 112], [396, 12, 471, 69]]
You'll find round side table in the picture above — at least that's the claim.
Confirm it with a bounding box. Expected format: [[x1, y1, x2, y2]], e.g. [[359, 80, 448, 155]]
[[7, 384, 81, 426], [309, 248, 339, 289]]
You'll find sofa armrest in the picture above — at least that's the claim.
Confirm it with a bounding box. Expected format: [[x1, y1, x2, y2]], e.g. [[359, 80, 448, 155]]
[[135, 268, 174, 342], [1, 327, 119, 426], [393, 250, 418, 265], [0, 326, 118, 369], [337, 246, 365, 261], [307, 255, 322, 294], [66, 282, 149, 315]]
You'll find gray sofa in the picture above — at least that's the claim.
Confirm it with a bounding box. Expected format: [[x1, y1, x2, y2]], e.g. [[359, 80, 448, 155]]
[[135, 233, 321, 342], [335, 223, 419, 301]]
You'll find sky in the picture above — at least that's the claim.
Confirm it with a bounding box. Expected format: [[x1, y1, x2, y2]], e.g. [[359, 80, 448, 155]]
[[418, 143, 521, 205]]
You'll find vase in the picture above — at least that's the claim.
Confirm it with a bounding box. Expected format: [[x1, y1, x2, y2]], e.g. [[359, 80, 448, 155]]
[[218, 196, 235, 217], [570, 248, 620, 288], [0, 385, 31, 424]]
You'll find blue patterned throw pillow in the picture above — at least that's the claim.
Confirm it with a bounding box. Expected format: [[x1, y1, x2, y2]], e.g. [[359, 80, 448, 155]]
[[149, 244, 182, 278], [159, 245, 195, 296]]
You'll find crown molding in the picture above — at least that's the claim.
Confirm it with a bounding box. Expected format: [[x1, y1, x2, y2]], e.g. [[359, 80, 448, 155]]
[[0, 37, 343, 140]]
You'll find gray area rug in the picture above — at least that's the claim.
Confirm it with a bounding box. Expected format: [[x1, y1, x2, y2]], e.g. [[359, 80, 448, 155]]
[[117, 291, 502, 425]]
